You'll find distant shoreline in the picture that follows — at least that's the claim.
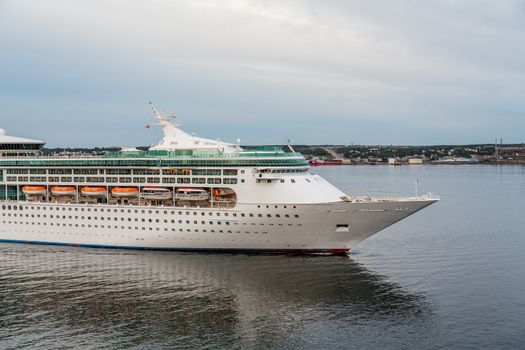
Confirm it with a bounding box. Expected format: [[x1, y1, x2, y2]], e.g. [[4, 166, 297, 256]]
[[42, 144, 525, 165]]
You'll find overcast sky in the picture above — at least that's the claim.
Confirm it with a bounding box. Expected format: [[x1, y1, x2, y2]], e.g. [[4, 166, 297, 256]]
[[0, 0, 524, 147]]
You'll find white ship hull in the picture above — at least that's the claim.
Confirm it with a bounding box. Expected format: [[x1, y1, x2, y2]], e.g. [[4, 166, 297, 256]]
[[0, 108, 439, 255], [0, 198, 436, 254]]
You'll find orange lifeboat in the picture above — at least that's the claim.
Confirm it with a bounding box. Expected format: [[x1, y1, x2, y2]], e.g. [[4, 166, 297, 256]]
[[111, 187, 139, 198], [51, 186, 77, 196], [81, 186, 107, 197], [22, 185, 47, 196]]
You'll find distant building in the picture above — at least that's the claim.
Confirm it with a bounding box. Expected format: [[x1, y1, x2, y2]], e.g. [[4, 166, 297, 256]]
[[388, 157, 401, 165], [408, 158, 423, 165], [496, 145, 525, 159]]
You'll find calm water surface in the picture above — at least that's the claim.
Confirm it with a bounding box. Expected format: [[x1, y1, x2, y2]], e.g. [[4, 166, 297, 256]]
[[1, 165, 524, 349]]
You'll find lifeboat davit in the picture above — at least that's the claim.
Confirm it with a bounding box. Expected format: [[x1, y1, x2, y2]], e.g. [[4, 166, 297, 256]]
[[81, 186, 107, 197], [111, 187, 139, 198], [140, 187, 172, 200], [51, 186, 77, 196], [22, 185, 47, 196]]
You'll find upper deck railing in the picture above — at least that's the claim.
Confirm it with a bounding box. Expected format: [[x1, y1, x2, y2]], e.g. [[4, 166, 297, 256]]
[[0, 147, 308, 167], [103, 147, 302, 159]]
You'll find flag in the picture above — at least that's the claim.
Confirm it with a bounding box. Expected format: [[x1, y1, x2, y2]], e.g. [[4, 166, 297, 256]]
[[144, 124, 151, 129]]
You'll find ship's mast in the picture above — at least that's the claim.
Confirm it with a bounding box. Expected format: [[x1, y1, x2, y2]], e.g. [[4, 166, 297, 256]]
[[149, 101, 177, 122]]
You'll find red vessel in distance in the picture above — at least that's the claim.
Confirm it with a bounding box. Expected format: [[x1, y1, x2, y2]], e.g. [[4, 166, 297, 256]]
[[308, 159, 343, 166]]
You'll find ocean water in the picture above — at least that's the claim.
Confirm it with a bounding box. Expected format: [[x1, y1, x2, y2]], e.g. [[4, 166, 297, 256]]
[[1, 165, 524, 349]]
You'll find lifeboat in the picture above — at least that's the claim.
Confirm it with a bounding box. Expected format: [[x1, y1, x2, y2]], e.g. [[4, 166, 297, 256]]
[[140, 187, 172, 200], [51, 186, 77, 196], [213, 188, 235, 203], [111, 187, 139, 198], [175, 188, 209, 201], [213, 188, 235, 196], [22, 185, 47, 196], [81, 186, 107, 197]]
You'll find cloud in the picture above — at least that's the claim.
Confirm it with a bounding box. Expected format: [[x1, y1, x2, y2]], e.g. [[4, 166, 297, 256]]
[[0, 0, 524, 145]]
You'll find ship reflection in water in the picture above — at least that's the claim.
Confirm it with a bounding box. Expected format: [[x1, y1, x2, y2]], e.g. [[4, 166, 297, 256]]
[[0, 244, 433, 349]]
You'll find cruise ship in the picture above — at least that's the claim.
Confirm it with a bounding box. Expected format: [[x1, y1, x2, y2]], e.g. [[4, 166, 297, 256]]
[[0, 105, 438, 254]]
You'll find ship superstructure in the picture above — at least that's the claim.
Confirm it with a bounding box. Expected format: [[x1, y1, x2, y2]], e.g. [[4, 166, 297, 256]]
[[0, 106, 437, 254]]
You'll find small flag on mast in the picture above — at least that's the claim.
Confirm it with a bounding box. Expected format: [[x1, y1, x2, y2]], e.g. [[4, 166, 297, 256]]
[[144, 124, 151, 129]]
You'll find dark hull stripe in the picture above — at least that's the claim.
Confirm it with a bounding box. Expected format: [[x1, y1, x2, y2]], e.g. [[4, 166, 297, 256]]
[[0, 239, 349, 255]]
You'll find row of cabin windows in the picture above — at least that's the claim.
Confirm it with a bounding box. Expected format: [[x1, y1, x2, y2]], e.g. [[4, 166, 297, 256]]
[[3, 203, 298, 212], [3, 210, 299, 220], [2, 220, 273, 235], [7, 177, 310, 185], [257, 178, 319, 184], [2, 205, 300, 219], [3, 213, 232, 224], [4, 219, 298, 233], [5, 221, 295, 233], [4, 168, 307, 178], [3, 214, 302, 230], [5, 168, 242, 176], [7, 176, 239, 185]]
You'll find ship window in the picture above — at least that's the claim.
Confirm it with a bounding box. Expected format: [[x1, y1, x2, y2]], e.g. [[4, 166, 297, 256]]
[[294, 215, 299, 218], [291, 179, 295, 183]]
